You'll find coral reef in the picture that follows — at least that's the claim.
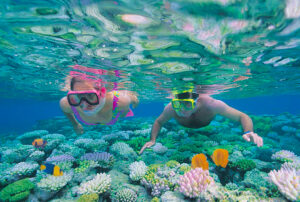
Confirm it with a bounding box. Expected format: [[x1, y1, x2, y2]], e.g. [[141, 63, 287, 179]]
[[179, 167, 214, 198], [129, 161, 148, 182], [0, 178, 35, 202], [78, 173, 111, 195]]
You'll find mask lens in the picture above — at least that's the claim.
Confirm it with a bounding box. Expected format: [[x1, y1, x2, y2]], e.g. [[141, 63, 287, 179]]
[[68, 94, 81, 106], [172, 100, 181, 109], [181, 100, 194, 110]]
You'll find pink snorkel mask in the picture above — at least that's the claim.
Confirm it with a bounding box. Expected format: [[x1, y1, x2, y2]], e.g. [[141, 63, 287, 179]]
[[67, 65, 107, 107]]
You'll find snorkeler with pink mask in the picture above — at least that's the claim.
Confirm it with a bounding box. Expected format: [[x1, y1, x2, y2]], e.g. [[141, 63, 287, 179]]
[[59, 67, 139, 135]]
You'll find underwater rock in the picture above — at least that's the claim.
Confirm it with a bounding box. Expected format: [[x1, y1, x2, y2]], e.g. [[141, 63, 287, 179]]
[[161, 191, 185, 202]]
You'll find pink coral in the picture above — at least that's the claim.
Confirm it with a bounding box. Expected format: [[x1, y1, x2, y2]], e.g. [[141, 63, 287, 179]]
[[269, 167, 300, 201], [179, 168, 214, 198]]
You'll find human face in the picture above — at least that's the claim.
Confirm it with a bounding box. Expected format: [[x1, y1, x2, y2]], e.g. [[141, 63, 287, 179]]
[[172, 92, 198, 117], [67, 81, 106, 111]]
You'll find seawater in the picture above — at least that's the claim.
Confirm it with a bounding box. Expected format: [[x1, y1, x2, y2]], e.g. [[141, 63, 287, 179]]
[[0, 0, 300, 201]]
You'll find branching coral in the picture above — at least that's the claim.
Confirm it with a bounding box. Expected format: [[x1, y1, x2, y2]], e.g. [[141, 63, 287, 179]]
[[269, 168, 300, 201], [129, 161, 148, 181], [179, 168, 214, 198], [78, 173, 111, 195], [37, 173, 72, 192]]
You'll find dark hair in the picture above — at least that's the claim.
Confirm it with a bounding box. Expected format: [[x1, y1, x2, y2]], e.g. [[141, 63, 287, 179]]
[[70, 77, 84, 90]]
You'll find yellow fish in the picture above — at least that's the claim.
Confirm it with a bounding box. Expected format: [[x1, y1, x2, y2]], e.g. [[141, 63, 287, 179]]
[[211, 149, 229, 168], [40, 163, 63, 176], [191, 153, 209, 170]]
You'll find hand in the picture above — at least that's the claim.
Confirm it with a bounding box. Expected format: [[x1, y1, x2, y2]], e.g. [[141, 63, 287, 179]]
[[73, 124, 84, 135], [243, 132, 263, 147], [139, 141, 155, 155]]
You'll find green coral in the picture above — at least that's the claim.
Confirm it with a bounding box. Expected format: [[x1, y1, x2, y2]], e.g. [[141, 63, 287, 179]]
[[165, 160, 180, 168], [0, 178, 34, 202], [126, 137, 148, 153], [229, 159, 256, 172], [77, 193, 99, 202]]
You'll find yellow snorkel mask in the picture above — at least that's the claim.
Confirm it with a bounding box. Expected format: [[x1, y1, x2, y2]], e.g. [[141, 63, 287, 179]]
[[171, 89, 199, 111]]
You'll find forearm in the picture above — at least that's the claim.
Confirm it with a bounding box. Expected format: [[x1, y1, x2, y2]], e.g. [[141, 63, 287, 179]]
[[150, 120, 162, 142], [240, 114, 253, 132], [64, 112, 80, 127]]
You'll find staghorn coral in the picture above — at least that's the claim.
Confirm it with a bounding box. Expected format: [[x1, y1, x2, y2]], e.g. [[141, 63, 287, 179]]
[[78, 173, 111, 195], [269, 167, 300, 201], [129, 161, 148, 181], [179, 167, 214, 198]]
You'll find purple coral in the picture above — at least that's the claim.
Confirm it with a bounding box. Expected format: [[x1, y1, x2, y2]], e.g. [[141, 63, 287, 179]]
[[80, 152, 113, 162], [179, 168, 214, 198], [46, 154, 75, 162], [140, 178, 170, 197]]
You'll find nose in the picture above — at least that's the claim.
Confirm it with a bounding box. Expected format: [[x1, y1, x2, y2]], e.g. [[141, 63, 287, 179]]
[[80, 101, 89, 109]]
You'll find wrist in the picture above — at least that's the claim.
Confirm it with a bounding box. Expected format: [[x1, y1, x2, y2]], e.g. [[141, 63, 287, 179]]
[[243, 131, 252, 135]]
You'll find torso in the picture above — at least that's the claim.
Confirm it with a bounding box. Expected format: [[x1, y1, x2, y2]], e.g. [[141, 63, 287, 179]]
[[173, 96, 216, 128]]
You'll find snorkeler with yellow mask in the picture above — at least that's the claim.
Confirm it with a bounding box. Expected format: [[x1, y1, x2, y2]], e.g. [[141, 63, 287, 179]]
[[139, 89, 263, 154]]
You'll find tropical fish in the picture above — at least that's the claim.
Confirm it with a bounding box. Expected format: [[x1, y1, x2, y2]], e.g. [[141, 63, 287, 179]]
[[32, 139, 47, 148], [191, 153, 209, 170], [40, 163, 63, 176], [211, 149, 229, 168]]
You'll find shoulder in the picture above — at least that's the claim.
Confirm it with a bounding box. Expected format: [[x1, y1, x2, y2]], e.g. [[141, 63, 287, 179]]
[[59, 97, 72, 113]]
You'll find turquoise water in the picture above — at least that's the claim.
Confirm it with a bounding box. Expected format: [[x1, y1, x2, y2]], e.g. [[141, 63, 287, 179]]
[[0, 0, 300, 201]]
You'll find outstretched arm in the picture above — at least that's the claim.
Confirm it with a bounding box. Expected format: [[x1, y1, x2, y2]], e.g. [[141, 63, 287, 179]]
[[210, 99, 263, 147], [59, 97, 84, 135], [139, 103, 174, 154]]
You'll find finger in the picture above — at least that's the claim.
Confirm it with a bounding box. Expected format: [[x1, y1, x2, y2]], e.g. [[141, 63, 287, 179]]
[[260, 138, 263, 147], [139, 145, 147, 155], [243, 134, 250, 141], [259, 137, 263, 147]]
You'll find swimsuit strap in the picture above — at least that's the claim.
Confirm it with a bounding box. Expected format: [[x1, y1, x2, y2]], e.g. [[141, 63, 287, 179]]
[[105, 91, 122, 125], [71, 106, 97, 125]]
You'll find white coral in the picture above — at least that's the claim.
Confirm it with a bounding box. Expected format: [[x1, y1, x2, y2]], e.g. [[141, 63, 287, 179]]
[[129, 161, 148, 181], [78, 173, 111, 195], [37, 173, 72, 192], [10, 161, 39, 176], [269, 168, 300, 201]]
